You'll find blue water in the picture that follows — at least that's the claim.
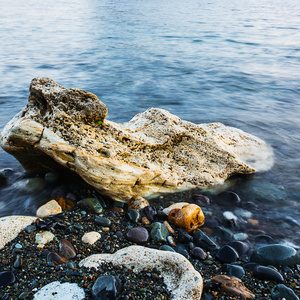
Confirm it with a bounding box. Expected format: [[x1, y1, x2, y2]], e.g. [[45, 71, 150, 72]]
[[0, 0, 300, 226]]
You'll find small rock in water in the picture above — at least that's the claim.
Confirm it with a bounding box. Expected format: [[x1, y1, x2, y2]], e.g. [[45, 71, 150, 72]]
[[77, 198, 103, 214], [36, 200, 62, 218], [150, 222, 169, 243], [191, 194, 211, 206], [215, 191, 241, 206], [81, 231, 101, 245], [216, 245, 239, 263], [128, 195, 149, 211], [33, 281, 85, 299], [35, 231, 55, 248], [234, 208, 253, 219], [177, 228, 193, 244], [250, 244, 300, 266], [95, 217, 112, 227], [211, 275, 255, 299], [168, 204, 205, 233], [175, 243, 190, 259], [0, 171, 8, 187], [214, 226, 234, 241], [91, 275, 122, 300], [253, 266, 284, 283], [59, 239, 76, 259], [191, 247, 207, 260], [228, 241, 249, 257], [225, 264, 245, 278], [44, 171, 60, 184], [0, 271, 15, 287], [193, 230, 219, 252], [233, 233, 249, 241], [13, 255, 22, 268], [223, 211, 238, 227], [271, 283, 299, 300], [125, 227, 149, 245]]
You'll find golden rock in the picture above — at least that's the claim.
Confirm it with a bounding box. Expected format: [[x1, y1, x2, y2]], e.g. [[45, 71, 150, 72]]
[[168, 204, 204, 233]]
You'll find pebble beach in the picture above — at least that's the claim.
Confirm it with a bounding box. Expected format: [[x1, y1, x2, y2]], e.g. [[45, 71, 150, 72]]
[[0, 171, 299, 299]]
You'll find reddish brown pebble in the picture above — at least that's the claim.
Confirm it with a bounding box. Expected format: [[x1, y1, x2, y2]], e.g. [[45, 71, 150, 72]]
[[59, 239, 76, 260]]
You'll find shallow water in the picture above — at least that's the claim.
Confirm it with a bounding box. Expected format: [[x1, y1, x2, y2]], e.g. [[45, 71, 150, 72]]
[[0, 0, 299, 232]]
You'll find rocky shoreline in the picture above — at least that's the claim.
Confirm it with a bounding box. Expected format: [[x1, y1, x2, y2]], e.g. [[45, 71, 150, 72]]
[[0, 171, 299, 299]]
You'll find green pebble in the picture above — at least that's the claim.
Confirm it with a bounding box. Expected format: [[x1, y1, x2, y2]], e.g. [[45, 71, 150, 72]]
[[77, 198, 103, 214], [150, 222, 169, 243]]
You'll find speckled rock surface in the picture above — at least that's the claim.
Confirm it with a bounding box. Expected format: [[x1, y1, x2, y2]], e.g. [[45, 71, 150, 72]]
[[80, 245, 203, 300], [0, 216, 37, 250], [0, 78, 274, 201]]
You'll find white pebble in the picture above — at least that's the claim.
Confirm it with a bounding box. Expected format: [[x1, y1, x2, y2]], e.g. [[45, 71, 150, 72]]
[[82, 231, 101, 245], [36, 200, 62, 218], [35, 231, 55, 248], [34, 281, 85, 299], [234, 208, 253, 219], [223, 211, 238, 221]]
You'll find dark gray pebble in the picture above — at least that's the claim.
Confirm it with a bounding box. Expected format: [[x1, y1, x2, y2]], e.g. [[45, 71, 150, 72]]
[[140, 206, 157, 222], [253, 234, 274, 244], [243, 262, 259, 272], [13, 255, 22, 268], [59, 239, 76, 260], [215, 191, 241, 206], [77, 198, 103, 214], [25, 224, 37, 233], [92, 275, 122, 300], [271, 283, 299, 300], [125, 227, 149, 245], [127, 210, 140, 223], [159, 245, 175, 252], [156, 210, 168, 221], [95, 217, 112, 227], [250, 244, 300, 266], [193, 230, 219, 252], [0, 271, 15, 287], [253, 266, 284, 283], [229, 241, 249, 257], [225, 264, 245, 278], [191, 194, 210, 206], [216, 245, 239, 263], [214, 226, 234, 241], [175, 244, 190, 259], [191, 247, 207, 260], [178, 228, 193, 244]]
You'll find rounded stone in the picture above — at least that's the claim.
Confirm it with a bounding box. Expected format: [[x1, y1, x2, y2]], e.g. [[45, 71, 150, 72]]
[[250, 244, 300, 266], [92, 275, 122, 300], [225, 264, 245, 278], [59, 239, 76, 259], [140, 206, 157, 222], [127, 209, 141, 223], [216, 245, 239, 263], [159, 245, 176, 252], [82, 232, 101, 245], [35, 231, 55, 248], [215, 191, 241, 206], [253, 266, 284, 283], [47, 252, 69, 264], [191, 194, 210, 206], [175, 244, 190, 259], [36, 200, 62, 218], [77, 198, 103, 214], [193, 230, 219, 252], [191, 247, 207, 260], [0, 271, 15, 287], [271, 284, 299, 300], [178, 228, 193, 244], [214, 226, 234, 241], [125, 227, 149, 245], [233, 233, 248, 241], [228, 241, 249, 257], [150, 222, 169, 243], [95, 217, 111, 227]]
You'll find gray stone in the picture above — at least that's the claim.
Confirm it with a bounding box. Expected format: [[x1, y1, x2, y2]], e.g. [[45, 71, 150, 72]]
[[193, 230, 219, 252], [125, 227, 149, 245], [225, 264, 245, 278], [94, 217, 111, 227], [150, 222, 169, 243], [250, 244, 300, 266], [216, 245, 239, 263], [253, 266, 284, 283], [271, 284, 299, 300], [77, 198, 103, 214], [92, 275, 122, 300]]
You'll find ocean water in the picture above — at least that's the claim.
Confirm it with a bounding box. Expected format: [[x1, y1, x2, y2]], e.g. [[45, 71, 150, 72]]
[[0, 0, 299, 228]]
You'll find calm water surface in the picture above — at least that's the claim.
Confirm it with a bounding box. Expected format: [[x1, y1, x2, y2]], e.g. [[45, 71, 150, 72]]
[[0, 0, 299, 235]]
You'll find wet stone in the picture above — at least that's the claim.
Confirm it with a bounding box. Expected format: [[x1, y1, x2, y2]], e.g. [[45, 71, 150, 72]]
[[140, 206, 157, 222], [156, 210, 168, 221], [177, 228, 193, 244], [127, 209, 140, 223], [13, 255, 22, 268], [253, 234, 274, 244], [0, 271, 15, 287], [92, 275, 122, 300], [229, 241, 250, 257], [150, 222, 169, 243], [225, 264, 245, 278], [233, 233, 248, 241], [191, 193, 210, 206], [175, 243, 190, 259], [125, 227, 149, 245], [59, 239, 76, 260], [216, 245, 239, 263], [92, 193, 109, 209], [271, 283, 299, 300], [191, 247, 207, 260], [215, 191, 241, 206], [47, 252, 69, 264], [159, 245, 175, 252], [167, 235, 176, 247], [25, 224, 37, 233], [77, 198, 103, 214], [214, 226, 234, 241], [44, 171, 60, 185], [250, 244, 300, 266], [253, 266, 284, 283], [193, 230, 219, 252], [95, 217, 112, 227]]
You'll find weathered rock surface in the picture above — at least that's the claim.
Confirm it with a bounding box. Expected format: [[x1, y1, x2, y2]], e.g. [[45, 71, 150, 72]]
[[0, 78, 274, 201], [80, 245, 203, 300]]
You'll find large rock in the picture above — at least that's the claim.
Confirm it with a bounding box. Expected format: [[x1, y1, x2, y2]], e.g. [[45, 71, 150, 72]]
[[80, 245, 203, 300], [0, 78, 273, 201]]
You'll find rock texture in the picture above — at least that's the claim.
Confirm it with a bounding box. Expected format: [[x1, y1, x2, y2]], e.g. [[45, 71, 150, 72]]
[[80, 245, 203, 300], [0, 78, 274, 201]]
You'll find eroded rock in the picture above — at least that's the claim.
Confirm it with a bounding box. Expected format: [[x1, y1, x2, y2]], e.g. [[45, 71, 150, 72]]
[[0, 78, 274, 201], [79, 245, 203, 300]]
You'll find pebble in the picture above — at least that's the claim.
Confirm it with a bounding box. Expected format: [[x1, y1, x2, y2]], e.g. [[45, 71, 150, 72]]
[[127, 209, 140, 223], [214, 226, 234, 241], [233, 232, 249, 241], [140, 206, 157, 221], [223, 211, 238, 226], [36, 200, 62, 218], [25, 224, 37, 233], [141, 216, 151, 225], [13, 255, 22, 268], [228, 241, 249, 257], [191, 247, 207, 260], [193, 230, 219, 252], [0, 271, 15, 287], [77, 198, 103, 214], [33, 281, 85, 299], [253, 266, 285, 283], [159, 245, 176, 252], [162, 202, 189, 215], [128, 195, 149, 211], [59, 239, 76, 259], [234, 208, 253, 219], [125, 227, 149, 245], [175, 243, 190, 259], [225, 264, 245, 278], [35, 231, 55, 248], [250, 244, 300, 266], [150, 222, 169, 243], [216, 245, 239, 263], [47, 252, 69, 264], [94, 216, 112, 227], [163, 220, 175, 234], [271, 283, 299, 300], [177, 228, 193, 244], [215, 191, 241, 206], [191, 194, 210, 206], [167, 235, 176, 247], [81, 231, 101, 245], [92, 275, 122, 300]]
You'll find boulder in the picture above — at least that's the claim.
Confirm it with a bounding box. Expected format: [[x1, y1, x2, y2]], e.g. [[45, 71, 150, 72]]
[[79, 245, 203, 300], [0, 78, 274, 201]]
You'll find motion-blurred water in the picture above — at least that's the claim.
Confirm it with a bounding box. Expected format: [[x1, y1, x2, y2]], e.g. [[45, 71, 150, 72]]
[[0, 0, 299, 227]]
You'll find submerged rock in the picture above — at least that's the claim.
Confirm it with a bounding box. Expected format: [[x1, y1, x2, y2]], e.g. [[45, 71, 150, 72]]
[[0, 78, 274, 201]]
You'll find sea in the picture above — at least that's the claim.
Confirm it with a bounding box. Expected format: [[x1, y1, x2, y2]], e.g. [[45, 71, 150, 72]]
[[0, 0, 299, 240]]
